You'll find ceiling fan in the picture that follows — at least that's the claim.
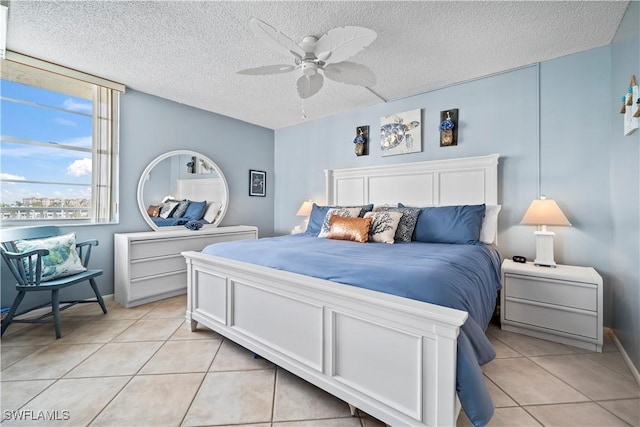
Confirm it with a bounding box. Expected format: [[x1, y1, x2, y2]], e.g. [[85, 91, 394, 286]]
[[238, 18, 377, 99]]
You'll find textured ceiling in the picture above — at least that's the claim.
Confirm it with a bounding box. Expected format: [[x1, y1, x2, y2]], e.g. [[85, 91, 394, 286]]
[[5, 1, 629, 130]]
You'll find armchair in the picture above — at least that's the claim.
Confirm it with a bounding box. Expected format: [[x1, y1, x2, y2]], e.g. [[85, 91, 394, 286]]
[[1, 226, 107, 338]]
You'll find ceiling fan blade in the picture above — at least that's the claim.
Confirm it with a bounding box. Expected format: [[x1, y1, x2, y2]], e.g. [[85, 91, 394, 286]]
[[315, 26, 377, 64], [297, 74, 324, 99], [323, 62, 376, 87], [238, 64, 296, 75], [249, 18, 305, 60]]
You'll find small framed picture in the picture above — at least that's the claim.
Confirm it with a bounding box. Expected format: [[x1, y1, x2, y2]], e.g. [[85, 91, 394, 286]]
[[249, 170, 266, 197]]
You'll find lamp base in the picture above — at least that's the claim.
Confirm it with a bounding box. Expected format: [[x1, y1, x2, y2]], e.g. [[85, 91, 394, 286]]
[[533, 230, 557, 267]]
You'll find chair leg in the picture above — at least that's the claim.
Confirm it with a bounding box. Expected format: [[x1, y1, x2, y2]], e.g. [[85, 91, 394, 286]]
[[1, 291, 26, 337], [90, 279, 108, 314], [51, 289, 62, 339]]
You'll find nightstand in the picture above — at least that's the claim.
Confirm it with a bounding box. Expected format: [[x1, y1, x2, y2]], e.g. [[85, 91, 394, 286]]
[[501, 259, 603, 352]]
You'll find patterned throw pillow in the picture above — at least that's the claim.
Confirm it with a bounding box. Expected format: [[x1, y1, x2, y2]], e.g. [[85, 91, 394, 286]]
[[306, 203, 374, 236], [374, 206, 420, 242], [318, 207, 362, 238], [171, 200, 190, 218], [159, 201, 179, 219], [14, 233, 87, 282], [327, 215, 372, 243], [364, 211, 403, 244]]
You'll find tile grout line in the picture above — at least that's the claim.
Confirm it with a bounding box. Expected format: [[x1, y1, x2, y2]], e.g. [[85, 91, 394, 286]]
[[483, 329, 638, 426], [178, 336, 225, 427], [85, 306, 182, 426]]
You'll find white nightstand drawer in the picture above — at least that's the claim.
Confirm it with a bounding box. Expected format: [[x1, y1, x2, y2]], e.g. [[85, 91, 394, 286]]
[[504, 273, 597, 311], [504, 299, 597, 339]]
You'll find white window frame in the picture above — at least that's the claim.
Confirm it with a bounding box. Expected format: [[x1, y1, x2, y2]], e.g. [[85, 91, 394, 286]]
[[1, 51, 124, 227]]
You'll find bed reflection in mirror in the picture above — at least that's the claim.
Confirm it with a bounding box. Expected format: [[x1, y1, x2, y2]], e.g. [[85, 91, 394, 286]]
[[137, 150, 229, 231]]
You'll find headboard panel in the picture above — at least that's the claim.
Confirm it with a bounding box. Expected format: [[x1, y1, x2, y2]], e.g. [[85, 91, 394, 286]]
[[325, 154, 499, 207], [177, 178, 225, 204]]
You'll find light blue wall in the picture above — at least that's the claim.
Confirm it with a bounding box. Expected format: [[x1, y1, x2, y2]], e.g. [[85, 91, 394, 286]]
[[610, 1, 640, 373], [275, 66, 540, 252], [1, 89, 274, 309], [539, 46, 613, 324], [275, 49, 614, 324]]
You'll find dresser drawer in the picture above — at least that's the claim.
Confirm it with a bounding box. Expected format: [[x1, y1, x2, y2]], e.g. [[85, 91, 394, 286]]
[[115, 226, 258, 307], [130, 236, 207, 260], [504, 299, 597, 339], [202, 231, 257, 246], [504, 274, 597, 311], [129, 271, 187, 301], [130, 254, 185, 279]]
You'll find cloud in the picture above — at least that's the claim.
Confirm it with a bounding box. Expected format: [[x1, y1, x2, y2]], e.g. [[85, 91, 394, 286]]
[[63, 98, 92, 114], [53, 117, 78, 127], [67, 158, 92, 177], [1, 173, 26, 181]]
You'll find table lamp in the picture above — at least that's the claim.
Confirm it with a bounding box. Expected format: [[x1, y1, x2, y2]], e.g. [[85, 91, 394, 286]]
[[296, 200, 314, 231], [520, 196, 571, 267]]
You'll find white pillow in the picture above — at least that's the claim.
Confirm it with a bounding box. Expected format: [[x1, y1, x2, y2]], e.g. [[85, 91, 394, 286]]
[[364, 211, 403, 244], [480, 205, 501, 244], [318, 207, 362, 238], [202, 202, 222, 224]]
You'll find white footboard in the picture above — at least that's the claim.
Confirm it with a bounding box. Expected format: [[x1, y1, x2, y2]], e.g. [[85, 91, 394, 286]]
[[183, 250, 467, 427]]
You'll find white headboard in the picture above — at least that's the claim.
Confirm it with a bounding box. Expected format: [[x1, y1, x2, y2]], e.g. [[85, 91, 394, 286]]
[[177, 178, 225, 203], [325, 154, 499, 207]]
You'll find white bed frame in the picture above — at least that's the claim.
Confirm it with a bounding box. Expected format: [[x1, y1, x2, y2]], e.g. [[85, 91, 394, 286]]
[[183, 154, 499, 426]]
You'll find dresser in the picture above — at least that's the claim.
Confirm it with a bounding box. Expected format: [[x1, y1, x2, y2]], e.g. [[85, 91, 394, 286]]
[[501, 259, 603, 352], [114, 225, 258, 307]]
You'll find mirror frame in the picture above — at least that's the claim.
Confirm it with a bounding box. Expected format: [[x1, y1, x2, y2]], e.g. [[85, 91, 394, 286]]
[[137, 150, 230, 231]]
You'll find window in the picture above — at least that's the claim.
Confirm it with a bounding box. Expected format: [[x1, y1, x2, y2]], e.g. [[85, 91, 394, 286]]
[[1, 52, 123, 225]]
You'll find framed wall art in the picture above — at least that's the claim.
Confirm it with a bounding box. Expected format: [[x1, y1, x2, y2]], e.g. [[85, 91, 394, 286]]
[[249, 170, 266, 197], [380, 109, 421, 156]]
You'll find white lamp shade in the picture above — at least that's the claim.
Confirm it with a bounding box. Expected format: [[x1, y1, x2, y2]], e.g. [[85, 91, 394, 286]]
[[296, 200, 314, 217], [520, 198, 571, 226], [521, 197, 570, 267]]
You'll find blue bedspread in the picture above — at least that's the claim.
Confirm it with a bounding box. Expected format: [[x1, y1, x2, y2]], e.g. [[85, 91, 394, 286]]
[[202, 235, 502, 426]]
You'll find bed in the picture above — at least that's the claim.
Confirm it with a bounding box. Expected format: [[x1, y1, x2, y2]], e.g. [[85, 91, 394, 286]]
[[183, 154, 501, 427], [150, 178, 225, 227]]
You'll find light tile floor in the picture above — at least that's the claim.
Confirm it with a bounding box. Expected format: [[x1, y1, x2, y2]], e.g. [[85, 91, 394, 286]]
[[1, 295, 638, 427]]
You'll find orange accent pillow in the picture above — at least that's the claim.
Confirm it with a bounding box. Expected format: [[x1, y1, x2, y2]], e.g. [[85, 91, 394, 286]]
[[147, 205, 161, 217], [327, 215, 372, 243]]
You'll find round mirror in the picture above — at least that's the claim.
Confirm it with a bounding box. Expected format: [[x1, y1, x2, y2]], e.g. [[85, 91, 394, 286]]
[[137, 150, 229, 231]]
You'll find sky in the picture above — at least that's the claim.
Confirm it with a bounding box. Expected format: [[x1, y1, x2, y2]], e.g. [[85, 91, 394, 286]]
[[0, 80, 93, 205]]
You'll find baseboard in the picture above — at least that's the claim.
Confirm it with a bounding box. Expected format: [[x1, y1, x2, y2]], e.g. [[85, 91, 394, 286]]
[[607, 327, 640, 386], [10, 293, 114, 321]]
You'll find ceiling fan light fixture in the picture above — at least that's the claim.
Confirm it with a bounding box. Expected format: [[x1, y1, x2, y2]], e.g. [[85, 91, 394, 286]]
[[239, 18, 377, 99], [300, 62, 318, 76]]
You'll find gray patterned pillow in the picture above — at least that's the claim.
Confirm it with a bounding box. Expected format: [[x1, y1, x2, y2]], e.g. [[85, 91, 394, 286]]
[[373, 206, 420, 242], [169, 200, 190, 218], [364, 211, 403, 244], [318, 207, 362, 238], [159, 201, 179, 219]]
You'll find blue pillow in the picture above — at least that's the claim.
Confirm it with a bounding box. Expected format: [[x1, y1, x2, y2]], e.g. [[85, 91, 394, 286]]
[[183, 200, 207, 221], [305, 203, 374, 236], [403, 204, 486, 244]]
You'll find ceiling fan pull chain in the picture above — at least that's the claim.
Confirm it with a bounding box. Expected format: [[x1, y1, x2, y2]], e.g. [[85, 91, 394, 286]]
[[301, 98, 307, 119]]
